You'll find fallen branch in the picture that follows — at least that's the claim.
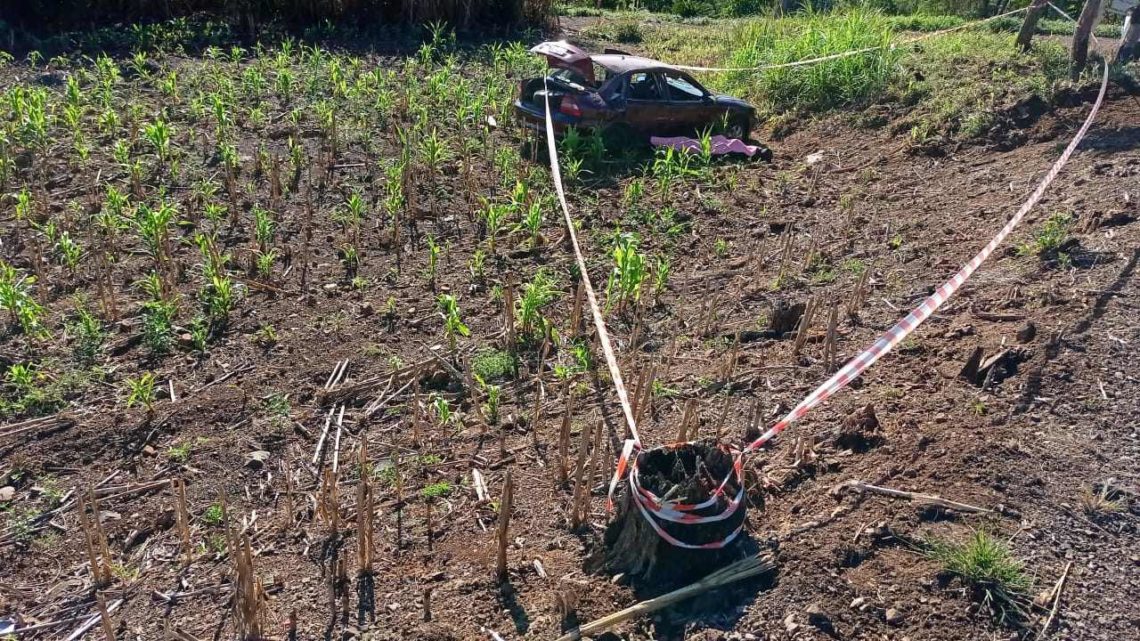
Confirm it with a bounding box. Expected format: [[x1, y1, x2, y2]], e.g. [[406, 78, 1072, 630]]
[[554, 555, 775, 641], [834, 480, 991, 513]]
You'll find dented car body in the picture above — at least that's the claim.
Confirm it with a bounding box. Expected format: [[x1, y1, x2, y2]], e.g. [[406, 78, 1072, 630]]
[[514, 41, 756, 144]]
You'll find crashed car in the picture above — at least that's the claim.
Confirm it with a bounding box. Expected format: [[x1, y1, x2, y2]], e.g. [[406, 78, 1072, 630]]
[[515, 41, 757, 146]]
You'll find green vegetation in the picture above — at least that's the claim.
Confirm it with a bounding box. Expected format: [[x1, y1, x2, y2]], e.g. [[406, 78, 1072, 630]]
[[421, 481, 453, 500], [928, 529, 1030, 620], [202, 503, 224, 526], [1017, 213, 1073, 259], [472, 349, 518, 383], [722, 8, 900, 115]]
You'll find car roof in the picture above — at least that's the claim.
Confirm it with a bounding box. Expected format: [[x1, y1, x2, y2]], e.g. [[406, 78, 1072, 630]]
[[590, 54, 676, 74]]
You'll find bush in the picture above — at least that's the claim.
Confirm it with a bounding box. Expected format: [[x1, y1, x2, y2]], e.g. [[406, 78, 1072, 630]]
[[725, 7, 900, 114], [614, 22, 644, 43], [671, 0, 715, 17]]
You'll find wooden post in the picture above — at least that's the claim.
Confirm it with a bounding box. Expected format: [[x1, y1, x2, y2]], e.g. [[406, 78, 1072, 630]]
[[1071, 0, 1109, 78], [1116, 7, 1139, 64], [496, 470, 514, 581], [1017, 0, 1049, 51]]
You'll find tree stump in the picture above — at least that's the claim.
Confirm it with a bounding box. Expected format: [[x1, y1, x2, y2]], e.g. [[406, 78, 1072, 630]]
[[601, 441, 747, 587]]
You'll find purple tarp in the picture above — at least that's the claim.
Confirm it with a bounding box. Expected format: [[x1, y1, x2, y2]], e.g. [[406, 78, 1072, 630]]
[[650, 135, 764, 158]]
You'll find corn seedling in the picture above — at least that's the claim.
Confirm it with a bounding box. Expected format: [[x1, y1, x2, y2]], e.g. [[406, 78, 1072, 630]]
[[516, 269, 557, 340], [124, 373, 157, 414], [437, 294, 469, 353], [143, 118, 172, 170], [0, 261, 49, 339], [605, 233, 647, 313]]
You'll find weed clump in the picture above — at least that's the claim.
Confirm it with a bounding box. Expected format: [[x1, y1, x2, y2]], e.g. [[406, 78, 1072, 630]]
[[928, 529, 1030, 621], [472, 349, 517, 383]]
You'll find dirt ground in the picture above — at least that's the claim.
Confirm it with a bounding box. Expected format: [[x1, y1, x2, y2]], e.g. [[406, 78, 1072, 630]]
[[2, 26, 1139, 641]]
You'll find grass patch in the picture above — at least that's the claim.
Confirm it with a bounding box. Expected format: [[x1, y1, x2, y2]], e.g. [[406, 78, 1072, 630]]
[[472, 348, 517, 383], [928, 529, 1030, 621], [720, 7, 900, 115]]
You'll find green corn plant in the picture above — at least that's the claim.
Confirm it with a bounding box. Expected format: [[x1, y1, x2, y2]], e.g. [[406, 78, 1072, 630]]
[[55, 232, 82, 273], [516, 269, 557, 339], [606, 233, 647, 312], [339, 244, 359, 279], [339, 191, 365, 243], [430, 394, 453, 426], [468, 248, 487, 284], [478, 377, 501, 426], [653, 255, 671, 300], [143, 118, 172, 168], [255, 249, 278, 281], [188, 317, 209, 353], [518, 201, 544, 246], [134, 199, 176, 276], [251, 206, 275, 251], [160, 72, 179, 100], [67, 307, 105, 366], [436, 294, 469, 353], [275, 68, 294, 103], [201, 274, 237, 329], [14, 188, 33, 222], [0, 261, 48, 339], [124, 373, 157, 414], [112, 139, 131, 169], [98, 108, 118, 135], [480, 201, 509, 254]]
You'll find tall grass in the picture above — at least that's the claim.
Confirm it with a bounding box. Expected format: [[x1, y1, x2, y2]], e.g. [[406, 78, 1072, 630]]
[[723, 7, 900, 115]]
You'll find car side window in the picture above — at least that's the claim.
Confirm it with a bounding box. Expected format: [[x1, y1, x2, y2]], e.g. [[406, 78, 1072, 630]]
[[662, 72, 705, 101], [628, 72, 661, 101]]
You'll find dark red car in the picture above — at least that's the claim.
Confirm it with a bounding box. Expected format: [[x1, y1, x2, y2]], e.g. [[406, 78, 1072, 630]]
[[515, 41, 756, 146]]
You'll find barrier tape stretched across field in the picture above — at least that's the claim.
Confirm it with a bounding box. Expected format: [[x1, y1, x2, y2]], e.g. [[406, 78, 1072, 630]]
[[543, 26, 1113, 548], [670, 5, 1029, 73]]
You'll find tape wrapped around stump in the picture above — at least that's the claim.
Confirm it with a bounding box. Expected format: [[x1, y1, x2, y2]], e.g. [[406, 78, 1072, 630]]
[[602, 441, 746, 585]]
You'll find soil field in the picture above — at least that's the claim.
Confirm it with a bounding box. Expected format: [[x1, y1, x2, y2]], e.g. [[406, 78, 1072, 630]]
[[1, 18, 1139, 641]]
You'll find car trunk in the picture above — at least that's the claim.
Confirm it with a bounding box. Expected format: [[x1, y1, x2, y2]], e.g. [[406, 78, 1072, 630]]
[[519, 41, 598, 116]]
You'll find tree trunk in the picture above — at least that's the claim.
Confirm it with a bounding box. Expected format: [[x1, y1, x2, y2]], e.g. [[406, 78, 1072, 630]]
[[1071, 0, 1108, 79], [1017, 0, 1049, 52], [1115, 7, 1140, 64]]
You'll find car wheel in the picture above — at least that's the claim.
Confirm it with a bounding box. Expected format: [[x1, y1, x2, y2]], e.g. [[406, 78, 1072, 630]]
[[723, 114, 750, 141]]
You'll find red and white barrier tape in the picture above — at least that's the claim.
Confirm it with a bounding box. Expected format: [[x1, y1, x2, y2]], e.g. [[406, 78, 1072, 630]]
[[671, 6, 1029, 73], [541, 27, 1112, 549]]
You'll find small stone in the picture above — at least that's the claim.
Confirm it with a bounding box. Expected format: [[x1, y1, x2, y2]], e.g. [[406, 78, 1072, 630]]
[[245, 450, 271, 469], [0, 486, 14, 502], [1016, 321, 1037, 343], [885, 608, 905, 625], [806, 603, 832, 631], [323, 283, 338, 292], [850, 596, 866, 610], [784, 612, 798, 633], [142, 445, 157, 457]]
